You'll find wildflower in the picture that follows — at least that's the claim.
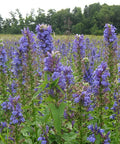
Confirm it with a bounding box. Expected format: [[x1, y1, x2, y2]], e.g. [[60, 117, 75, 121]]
[[36, 24, 54, 54], [1, 96, 25, 125], [44, 51, 74, 95], [19, 27, 36, 53], [38, 136, 47, 144], [0, 122, 7, 133], [62, 66, 74, 85], [0, 46, 7, 73], [73, 90, 91, 106], [44, 51, 62, 73], [11, 50, 23, 77], [87, 134, 96, 143], [73, 34, 86, 58], [87, 123, 111, 143], [83, 57, 93, 85], [92, 61, 110, 95], [73, 34, 86, 81], [104, 24, 117, 50]]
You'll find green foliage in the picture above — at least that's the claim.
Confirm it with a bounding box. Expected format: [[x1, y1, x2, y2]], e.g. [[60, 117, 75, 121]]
[[72, 23, 84, 34], [49, 103, 66, 135], [0, 3, 120, 34]]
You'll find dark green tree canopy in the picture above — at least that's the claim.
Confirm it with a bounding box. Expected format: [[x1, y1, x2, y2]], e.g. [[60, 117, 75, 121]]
[[0, 3, 120, 35]]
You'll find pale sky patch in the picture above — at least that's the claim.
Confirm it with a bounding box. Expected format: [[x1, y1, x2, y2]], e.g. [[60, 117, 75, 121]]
[[0, 0, 120, 18]]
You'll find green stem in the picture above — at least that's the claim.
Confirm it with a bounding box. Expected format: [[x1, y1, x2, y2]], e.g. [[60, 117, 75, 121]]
[[15, 125, 19, 144], [99, 87, 103, 128], [78, 100, 83, 144]]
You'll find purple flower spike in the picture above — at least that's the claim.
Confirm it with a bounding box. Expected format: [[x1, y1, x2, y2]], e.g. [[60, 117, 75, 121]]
[[1, 96, 25, 125], [87, 134, 96, 143], [73, 34, 86, 58], [104, 24, 117, 51], [36, 24, 54, 54], [92, 61, 110, 95]]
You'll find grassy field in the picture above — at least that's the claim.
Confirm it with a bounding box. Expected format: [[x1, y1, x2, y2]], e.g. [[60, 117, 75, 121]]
[[0, 28, 120, 143]]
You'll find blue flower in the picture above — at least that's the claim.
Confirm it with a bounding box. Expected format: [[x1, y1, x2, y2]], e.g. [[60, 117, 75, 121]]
[[52, 72, 60, 81], [87, 123, 110, 143], [92, 62, 110, 95], [0, 46, 7, 73], [44, 51, 62, 73], [1, 96, 25, 125], [36, 24, 54, 54], [104, 24, 117, 51], [0, 122, 7, 133], [87, 134, 96, 143], [37, 136, 47, 144], [73, 91, 91, 106], [44, 51, 74, 95], [74, 96, 81, 103], [87, 124, 94, 131], [73, 34, 86, 58]]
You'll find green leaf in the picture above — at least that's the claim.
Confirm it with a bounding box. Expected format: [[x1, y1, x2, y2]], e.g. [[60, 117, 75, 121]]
[[32, 81, 47, 101], [50, 78, 59, 88], [25, 138, 33, 144], [95, 134, 101, 144], [56, 85, 65, 95], [40, 107, 50, 123], [0, 134, 5, 143], [49, 103, 66, 135], [62, 132, 77, 143], [21, 127, 33, 137]]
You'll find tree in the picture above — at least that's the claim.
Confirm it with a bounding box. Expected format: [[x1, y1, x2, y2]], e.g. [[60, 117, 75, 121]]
[[111, 5, 120, 33], [35, 8, 46, 25], [47, 9, 57, 32], [96, 4, 114, 29], [83, 3, 102, 34], [25, 9, 36, 32], [15, 9, 25, 31], [72, 22, 84, 34], [2, 18, 12, 34], [55, 8, 72, 34], [72, 7, 83, 25], [0, 14, 3, 33], [9, 10, 19, 33]]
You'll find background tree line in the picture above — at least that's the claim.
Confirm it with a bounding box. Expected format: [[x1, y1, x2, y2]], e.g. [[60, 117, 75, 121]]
[[0, 3, 120, 35]]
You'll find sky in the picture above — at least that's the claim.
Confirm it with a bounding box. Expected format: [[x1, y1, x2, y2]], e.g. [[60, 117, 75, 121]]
[[0, 0, 120, 19]]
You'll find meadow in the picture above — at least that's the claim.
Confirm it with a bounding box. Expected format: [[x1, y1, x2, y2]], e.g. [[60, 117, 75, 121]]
[[0, 24, 120, 144]]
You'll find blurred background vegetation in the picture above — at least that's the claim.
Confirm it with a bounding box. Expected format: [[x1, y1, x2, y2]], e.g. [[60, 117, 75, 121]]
[[0, 3, 120, 35]]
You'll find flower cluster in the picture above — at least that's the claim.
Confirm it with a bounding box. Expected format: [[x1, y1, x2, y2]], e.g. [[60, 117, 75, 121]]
[[11, 50, 23, 77], [37, 125, 49, 144], [19, 27, 36, 53], [8, 80, 17, 95], [109, 64, 120, 119], [104, 24, 117, 50], [38, 136, 47, 144], [62, 66, 74, 86], [110, 91, 120, 119], [73, 34, 86, 58], [12, 28, 36, 80], [36, 24, 54, 54], [0, 46, 7, 73], [92, 61, 110, 95], [1, 96, 25, 125], [44, 51, 62, 73], [84, 65, 93, 85], [18, 27, 36, 66], [0, 122, 7, 133], [83, 57, 93, 85], [73, 90, 91, 106], [44, 51, 74, 97], [118, 63, 120, 83], [87, 124, 111, 143]]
